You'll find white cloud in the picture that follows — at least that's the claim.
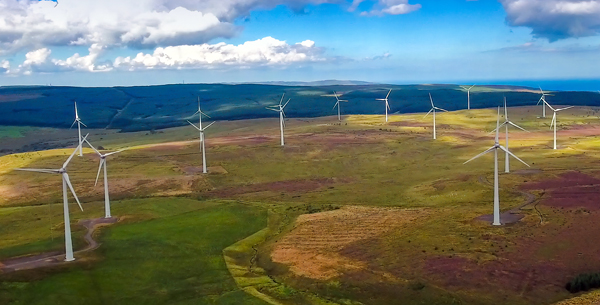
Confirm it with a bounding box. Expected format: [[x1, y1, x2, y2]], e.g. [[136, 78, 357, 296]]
[[500, 0, 600, 41], [113, 37, 324, 70], [358, 0, 421, 16], [0, 59, 9, 73], [0, 0, 345, 55], [53, 44, 112, 72]]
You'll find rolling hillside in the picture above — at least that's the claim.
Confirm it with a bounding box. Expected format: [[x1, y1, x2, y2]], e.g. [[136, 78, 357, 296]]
[[1, 83, 599, 132]]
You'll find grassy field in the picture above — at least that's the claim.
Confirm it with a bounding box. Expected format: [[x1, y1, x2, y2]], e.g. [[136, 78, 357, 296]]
[[1, 106, 600, 304], [0, 198, 268, 305]]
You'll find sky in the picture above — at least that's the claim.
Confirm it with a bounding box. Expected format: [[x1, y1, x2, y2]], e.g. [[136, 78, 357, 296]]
[[0, 0, 600, 87]]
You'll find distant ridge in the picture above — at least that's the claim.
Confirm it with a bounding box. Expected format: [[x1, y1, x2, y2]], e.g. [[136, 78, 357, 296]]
[[242, 80, 378, 86]]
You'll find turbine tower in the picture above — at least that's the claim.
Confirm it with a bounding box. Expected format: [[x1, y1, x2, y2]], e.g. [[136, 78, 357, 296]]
[[464, 108, 529, 226], [267, 94, 290, 146], [188, 121, 215, 174], [424, 93, 448, 140], [332, 91, 348, 121], [490, 98, 528, 173], [85, 138, 125, 218], [376, 89, 392, 122], [17, 134, 88, 261], [193, 97, 210, 143], [545, 101, 574, 150], [460, 85, 475, 110], [70, 102, 87, 157]]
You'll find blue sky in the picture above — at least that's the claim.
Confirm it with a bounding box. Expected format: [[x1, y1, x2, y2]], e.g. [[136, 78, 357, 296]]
[[1, 0, 599, 86]]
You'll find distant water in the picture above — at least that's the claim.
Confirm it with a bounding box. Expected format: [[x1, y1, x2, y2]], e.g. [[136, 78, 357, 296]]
[[473, 79, 600, 92]]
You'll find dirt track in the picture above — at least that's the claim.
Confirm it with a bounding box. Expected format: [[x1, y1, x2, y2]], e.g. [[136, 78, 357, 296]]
[[0, 217, 118, 273]]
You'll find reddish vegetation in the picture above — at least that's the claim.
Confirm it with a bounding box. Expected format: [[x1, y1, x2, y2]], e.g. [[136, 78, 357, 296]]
[[522, 171, 600, 210]]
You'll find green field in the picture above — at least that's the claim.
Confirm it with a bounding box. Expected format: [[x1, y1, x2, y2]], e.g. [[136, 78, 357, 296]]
[[0, 198, 268, 305], [1, 107, 600, 304]]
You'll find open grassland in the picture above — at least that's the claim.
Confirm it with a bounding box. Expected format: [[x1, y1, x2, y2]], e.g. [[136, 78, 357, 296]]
[[1, 106, 600, 304], [0, 198, 268, 305]]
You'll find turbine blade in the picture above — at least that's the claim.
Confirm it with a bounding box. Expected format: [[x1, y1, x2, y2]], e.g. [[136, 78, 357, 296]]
[[84, 138, 101, 156], [333, 91, 339, 101], [95, 159, 104, 186], [508, 121, 528, 132], [556, 106, 574, 111], [63, 134, 88, 168], [488, 121, 508, 134], [435, 107, 449, 112], [64, 173, 83, 211], [464, 146, 496, 164], [386, 89, 392, 99], [79, 121, 87, 128], [16, 168, 59, 174], [424, 108, 433, 118], [104, 149, 126, 157], [187, 120, 201, 131], [429, 93, 434, 107], [550, 114, 556, 129], [504, 97, 508, 118], [333, 102, 339, 110], [376, 99, 386, 101], [266, 107, 280, 112], [74, 102, 79, 119], [200, 111, 211, 118], [279, 93, 285, 105], [282, 99, 290, 109], [469, 85, 475, 90], [70, 120, 77, 129], [544, 100, 556, 112], [499, 146, 530, 167], [387, 101, 390, 110], [202, 122, 215, 130]]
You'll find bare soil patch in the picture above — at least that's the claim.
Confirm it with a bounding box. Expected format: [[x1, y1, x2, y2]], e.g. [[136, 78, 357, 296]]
[[271, 206, 430, 280], [0, 217, 118, 273]]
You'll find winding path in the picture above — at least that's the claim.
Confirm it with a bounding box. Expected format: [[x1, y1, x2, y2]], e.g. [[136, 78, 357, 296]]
[[0, 217, 118, 273]]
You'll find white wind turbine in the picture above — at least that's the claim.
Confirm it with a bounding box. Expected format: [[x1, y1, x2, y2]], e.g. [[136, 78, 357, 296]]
[[267, 93, 290, 146], [376, 89, 392, 122], [70, 102, 87, 157], [332, 91, 348, 121], [193, 97, 210, 143], [545, 101, 574, 150], [464, 108, 529, 226], [490, 97, 528, 173], [460, 85, 475, 110], [84, 138, 125, 218], [17, 134, 88, 261], [424, 93, 448, 140], [537, 87, 550, 118], [188, 120, 215, 174]]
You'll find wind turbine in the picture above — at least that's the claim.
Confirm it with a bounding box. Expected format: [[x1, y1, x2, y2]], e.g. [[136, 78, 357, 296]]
[[376, 89, 392, 122], [537, 87, 550, 118], [70, 102, 87, 157], [332, 91, 348, 121], [545, 101, 574, 150], [193, 97, 210, 143], [84, 138, 125, 218], [17, 134, 88, 261], [460, 85, 475, 110], [188, 120, 215, 174], [267, 93, 290, 146], [490, 97, 528, 173], [464, 108, 529, 226], [424, 93, 448, 140]]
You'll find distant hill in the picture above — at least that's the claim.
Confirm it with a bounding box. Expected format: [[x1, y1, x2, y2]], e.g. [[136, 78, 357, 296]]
[[247, 80, 378, 86], [1, 83, 599, 132]]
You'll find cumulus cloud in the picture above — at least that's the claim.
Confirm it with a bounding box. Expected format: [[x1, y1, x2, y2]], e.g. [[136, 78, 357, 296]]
[[0, 59, 9, 73], [0, 0, 344, 55], [355, 0, 422, 16], [501, 0, 600, 41], [113, 37, 324, 70]]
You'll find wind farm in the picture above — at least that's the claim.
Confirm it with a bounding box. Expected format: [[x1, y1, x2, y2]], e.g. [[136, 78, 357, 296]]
[[3, 1, 600, 304]]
